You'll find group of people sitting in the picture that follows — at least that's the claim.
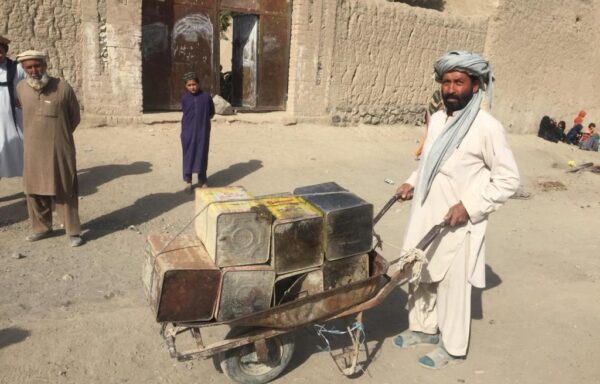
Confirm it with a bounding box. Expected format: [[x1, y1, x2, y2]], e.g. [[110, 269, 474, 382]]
[[538, 110, 598, 152]]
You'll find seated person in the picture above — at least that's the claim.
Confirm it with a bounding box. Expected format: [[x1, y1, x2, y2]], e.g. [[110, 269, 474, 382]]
[[537, 116, 561, 143], [579, 123, 598, 151], [565, 118, 584, 145]]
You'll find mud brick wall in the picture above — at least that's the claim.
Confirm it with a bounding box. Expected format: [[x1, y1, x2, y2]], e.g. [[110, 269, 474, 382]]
[[289, 0, 488, 126], [1, 0, 142, 124], [328, 0, 487, 126], [81, 0, 142, 125], [0, 1, 82, 97], [287, 0, 338, 124], [485, 0, 600, 133]]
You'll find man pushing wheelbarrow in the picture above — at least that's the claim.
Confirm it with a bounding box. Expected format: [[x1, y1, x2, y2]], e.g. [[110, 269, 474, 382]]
[[391, 50, 520, 369], [146, 50, 519, 383]]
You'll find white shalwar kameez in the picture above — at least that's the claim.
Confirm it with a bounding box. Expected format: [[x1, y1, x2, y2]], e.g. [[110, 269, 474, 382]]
[[402, 108, 520, 356], [0, 60, 25, 177]]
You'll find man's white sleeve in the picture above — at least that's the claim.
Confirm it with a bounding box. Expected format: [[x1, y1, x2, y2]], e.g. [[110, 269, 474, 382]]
[[405, 169, 419, 187], [461, 125, 520, 223]]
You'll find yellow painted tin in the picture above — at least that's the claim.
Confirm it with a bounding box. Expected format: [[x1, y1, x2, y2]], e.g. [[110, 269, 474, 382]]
[[257, 196, 325, 274], [195, 187, 272, 267]]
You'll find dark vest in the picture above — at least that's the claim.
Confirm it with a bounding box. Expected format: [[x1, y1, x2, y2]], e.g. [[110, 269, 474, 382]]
[[0, 58, 18, 124]]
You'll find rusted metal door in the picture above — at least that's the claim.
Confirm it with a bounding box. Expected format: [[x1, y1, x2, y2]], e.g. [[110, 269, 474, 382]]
[[142, 0, 172, 110], [219, 0, 290, 111], [231, 14, 259, 108], [255, 0, 290, 110], [142, 0, 218, 111]]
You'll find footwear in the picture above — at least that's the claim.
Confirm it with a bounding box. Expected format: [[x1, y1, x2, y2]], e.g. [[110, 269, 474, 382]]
[[510, 186, 532, 200], [26, 231, 53, 242], [393, 330, 439, 349], [185, 182, 193, 194], [69, 235, 84, 247], [417, 347, 465, 370]]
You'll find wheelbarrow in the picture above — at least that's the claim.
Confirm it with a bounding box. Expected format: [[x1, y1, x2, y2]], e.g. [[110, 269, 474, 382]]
[[158, 194, 444, 383]]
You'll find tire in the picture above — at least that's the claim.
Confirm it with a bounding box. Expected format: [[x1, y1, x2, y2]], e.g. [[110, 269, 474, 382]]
[[218, 331, 295, 384]]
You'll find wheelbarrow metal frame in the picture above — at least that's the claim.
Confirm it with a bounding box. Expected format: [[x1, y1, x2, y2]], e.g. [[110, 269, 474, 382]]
[[160, 251, 415, 362]]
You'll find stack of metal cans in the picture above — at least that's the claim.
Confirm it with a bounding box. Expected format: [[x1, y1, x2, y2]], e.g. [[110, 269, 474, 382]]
[[142, 183, 374, 323]]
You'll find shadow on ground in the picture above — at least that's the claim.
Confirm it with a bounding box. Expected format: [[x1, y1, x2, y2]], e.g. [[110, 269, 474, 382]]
[[83, 160, 263, 241], [282, 286, 409, 379], [0, 327, 31, 349], [0, 191, 25, 203], [472, 264, 502, 320], [207, 160, 263, 187], [0, 162, 153, 227], [83, 190, 191, 241], [78, 161, 153, 196], [282, 264, 502, 379], [0, 197, 27, 227]]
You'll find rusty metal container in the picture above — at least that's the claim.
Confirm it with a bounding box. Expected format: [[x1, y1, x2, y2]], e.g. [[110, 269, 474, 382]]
[[142, 234, 221, 322], [294, 182, 373, 260], [228, 252, 388, 329], [195, 186, 272, 267], [273, 267, 324, 305], [323, 253, 370, 290], [216, 265, 275, 321], [258, 196, 325, 274]]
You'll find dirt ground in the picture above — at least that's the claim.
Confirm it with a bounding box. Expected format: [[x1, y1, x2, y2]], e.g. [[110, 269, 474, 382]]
[[1, 117, 599, 384]]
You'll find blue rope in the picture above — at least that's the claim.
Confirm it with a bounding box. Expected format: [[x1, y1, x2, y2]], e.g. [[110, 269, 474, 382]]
[[313, 321, 366, 352]]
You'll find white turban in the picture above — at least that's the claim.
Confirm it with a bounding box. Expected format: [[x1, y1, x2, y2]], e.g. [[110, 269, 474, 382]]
[[419, 51, 494, 204], [433, 50, 494, 107], [16, 50, 47, 62]]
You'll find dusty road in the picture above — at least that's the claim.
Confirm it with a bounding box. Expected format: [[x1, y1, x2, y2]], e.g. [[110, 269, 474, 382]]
[[1, 119, 599, 384]]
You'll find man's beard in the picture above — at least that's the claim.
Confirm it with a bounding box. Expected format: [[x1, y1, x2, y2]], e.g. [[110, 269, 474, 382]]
[[26, 73, 50, 91], [443, 90, 474, 114]]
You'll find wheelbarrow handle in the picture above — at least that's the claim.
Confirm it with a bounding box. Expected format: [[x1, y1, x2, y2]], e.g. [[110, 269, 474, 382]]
[[415, 221, 447, 251], [373, 193, 401, 225]]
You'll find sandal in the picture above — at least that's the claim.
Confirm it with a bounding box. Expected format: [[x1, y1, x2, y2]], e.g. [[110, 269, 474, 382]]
[[418, 347, 465, 369], [393, 330, 439, 349], [25, 230, 53, 242]]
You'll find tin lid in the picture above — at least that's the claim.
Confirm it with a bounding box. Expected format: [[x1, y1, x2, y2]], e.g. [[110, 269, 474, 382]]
[[196, 186, 253, 206], [257, 196, 323, 220], [293, 182, 348, 195], [147, 234, 218, 270]]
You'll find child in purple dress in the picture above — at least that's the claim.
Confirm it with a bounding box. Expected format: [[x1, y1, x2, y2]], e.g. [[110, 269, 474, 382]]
[[180, 72, 215, 191]]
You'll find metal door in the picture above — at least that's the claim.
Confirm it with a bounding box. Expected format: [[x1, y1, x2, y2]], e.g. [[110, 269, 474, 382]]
[[219, 0, 290, 111], [142, 0, 218, 110], [142, 0, 172, 110], [255, 0, 290, 110], [231, 14, 259, 108]]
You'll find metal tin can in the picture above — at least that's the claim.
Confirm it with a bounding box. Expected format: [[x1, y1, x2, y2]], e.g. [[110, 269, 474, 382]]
[[273, 267, 324, 305], [142, 234, 221, 322], [294, 183, 373, 260], [258, 196, 325, 274], [323, 253, 370, 290], [195, 186, 273, 267], [216, 265, 276, 321]]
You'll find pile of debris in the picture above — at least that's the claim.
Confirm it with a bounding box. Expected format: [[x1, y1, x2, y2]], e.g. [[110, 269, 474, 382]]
[[567, 162, 600, 174], [142, 182, 375, 323]]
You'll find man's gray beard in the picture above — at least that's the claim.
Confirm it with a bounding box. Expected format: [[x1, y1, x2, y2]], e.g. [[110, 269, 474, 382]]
[[26, 73, 50, 91]]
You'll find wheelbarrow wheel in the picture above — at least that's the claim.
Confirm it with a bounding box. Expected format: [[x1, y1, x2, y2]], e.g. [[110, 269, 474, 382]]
[[219, 330, 295, 384]]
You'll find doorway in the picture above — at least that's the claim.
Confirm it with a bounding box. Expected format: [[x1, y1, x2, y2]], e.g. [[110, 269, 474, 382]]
[[221, 13, 259, 108], [142, 0, 289, 112]]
